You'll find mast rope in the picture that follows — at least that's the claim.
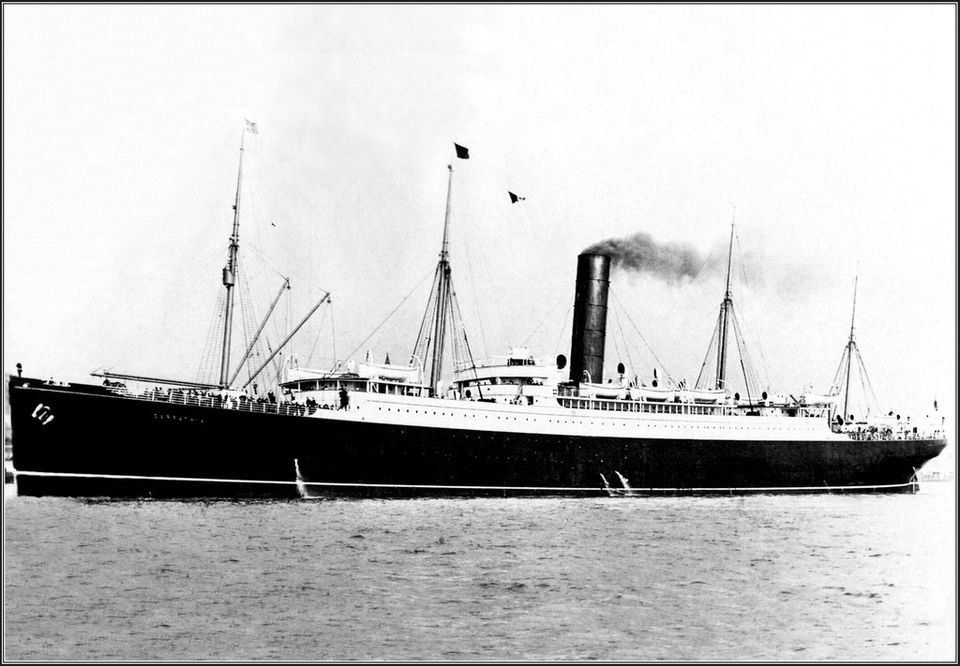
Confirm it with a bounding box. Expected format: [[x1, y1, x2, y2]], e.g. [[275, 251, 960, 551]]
[[335, 269, 434, 377], [732, 298, 772, 391], [305, 307, 329, 368], [238, 259, 273, 388], [854, 343, 881, 415], [553, 298, 574, 357], [521, 291, 569, 347], [448, 282, 485, 399], [696, 309, 722, 389], [734, 229, 750, 290], [730, 307, 762, 398], [829, 345, 849, 395], [730, 308, 752, 401], [609, 287, 673, 381], [412, 263, 442, 373], [237, 264, 257, 386], [461, 233, 490, 359], [611, 302, 637, 384], [243, 240, 293, 283], [691, 244, 719, 281], [197, 289, 227, 384], [854, 349, 871, 417], [329, 300, 337, 373], [609, 311, 625, 376]]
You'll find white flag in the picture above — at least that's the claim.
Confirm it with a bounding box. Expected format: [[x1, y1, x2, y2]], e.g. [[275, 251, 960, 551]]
[[244, 119, 259, 135]]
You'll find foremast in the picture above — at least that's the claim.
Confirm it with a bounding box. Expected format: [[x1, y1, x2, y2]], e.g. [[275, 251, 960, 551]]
[[218, 126, 247, 388]]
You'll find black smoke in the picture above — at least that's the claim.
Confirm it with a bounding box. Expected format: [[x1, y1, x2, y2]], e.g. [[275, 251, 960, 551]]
[[582, 232, 706, 282]]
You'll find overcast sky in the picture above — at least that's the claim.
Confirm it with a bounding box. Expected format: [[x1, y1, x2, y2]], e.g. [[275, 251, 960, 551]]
[[3, 5, 956, 443]]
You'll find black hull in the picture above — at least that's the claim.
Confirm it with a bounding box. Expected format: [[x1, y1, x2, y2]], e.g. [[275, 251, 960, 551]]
[[9, 377, 947, 499], [10, 378, 305, 499]]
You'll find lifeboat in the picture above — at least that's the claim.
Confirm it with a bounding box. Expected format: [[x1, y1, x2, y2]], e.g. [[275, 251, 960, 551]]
[[679, 388, 726, 404], [629, 384, 675, 402], [358, 362, 421, 383], [580, 382, 628, 399], [799, 392, 838, 406]]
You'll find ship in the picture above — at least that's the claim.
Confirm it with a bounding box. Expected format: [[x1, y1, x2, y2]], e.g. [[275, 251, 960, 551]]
[[6, 134, 947, 499]]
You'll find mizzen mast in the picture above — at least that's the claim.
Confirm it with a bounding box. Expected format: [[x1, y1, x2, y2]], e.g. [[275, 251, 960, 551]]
[[695, 218, 764, 401], [841, 273, 859, 423]]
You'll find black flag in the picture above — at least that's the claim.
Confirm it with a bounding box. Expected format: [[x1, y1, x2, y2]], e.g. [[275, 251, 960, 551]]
[[508, 191, 525, 204], [454, 143, 469, 159]]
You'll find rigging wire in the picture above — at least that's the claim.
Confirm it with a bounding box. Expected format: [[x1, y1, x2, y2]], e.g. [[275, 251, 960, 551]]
[[305, 307, 329, 368], [412, 263, 442, 372], [829, 346, 849, 395], [610, 301, 637, 383], [329, 300, 337, 372], [730, 308, 753, 402], [854, 344, 881, 414], [237, 258, 272, 389], [729, 227, 773, 389], [196, 289, 227, 385], [732, 298, 773, 391], [608, 287, 673, 381], [553, 298, 574, 357], [448, 282, 485, 397], [337, 269, 434, 376], [521, 291, 569, 348], [237, 262, 257, 387], [734, 228, 750, 290], [695, 309, 722, 389], [461, 234, 489, 359], [609, 313, 625, 375], [244, 239, 293, 283], [854, 351, 872, 417], [691, 243, 719, 281], [730, 307, 762, 398]]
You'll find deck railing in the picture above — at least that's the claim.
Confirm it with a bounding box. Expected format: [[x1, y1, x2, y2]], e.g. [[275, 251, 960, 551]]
[[104, 387, 326, 416], [102, 386, 947, 442], [843, 429, 944, 442]]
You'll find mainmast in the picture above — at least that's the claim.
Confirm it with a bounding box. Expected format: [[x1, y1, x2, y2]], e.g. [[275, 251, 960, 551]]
[[715, 222, 735, 390], [428, 165, 455, 393], [411, 145, 480, 397], [841, 273, 859, 423], [218, 127, 247, 387]]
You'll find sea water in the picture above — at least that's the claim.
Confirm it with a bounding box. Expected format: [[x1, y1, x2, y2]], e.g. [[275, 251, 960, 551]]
[[3, 482, 956, 660]]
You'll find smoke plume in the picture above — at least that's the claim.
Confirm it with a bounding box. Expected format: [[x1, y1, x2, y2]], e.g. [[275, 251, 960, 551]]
[[582, 232, 706, 282]]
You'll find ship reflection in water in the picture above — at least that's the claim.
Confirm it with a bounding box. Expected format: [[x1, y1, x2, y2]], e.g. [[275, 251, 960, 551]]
[[4, 483, 955, 660]]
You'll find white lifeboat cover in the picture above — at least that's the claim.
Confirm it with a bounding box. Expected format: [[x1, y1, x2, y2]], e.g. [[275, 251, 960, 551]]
[[358, 362, 420, 383]]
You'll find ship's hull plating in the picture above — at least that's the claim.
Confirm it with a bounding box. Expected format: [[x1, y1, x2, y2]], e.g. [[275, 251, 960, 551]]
[[9, 378, 947, 499]]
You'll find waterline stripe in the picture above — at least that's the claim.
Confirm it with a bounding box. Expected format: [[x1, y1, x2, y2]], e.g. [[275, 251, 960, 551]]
[[13, 470, 917, 492]]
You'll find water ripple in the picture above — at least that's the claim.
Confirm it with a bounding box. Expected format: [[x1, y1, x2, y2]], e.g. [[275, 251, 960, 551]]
[[4, 483, 955, 660]]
